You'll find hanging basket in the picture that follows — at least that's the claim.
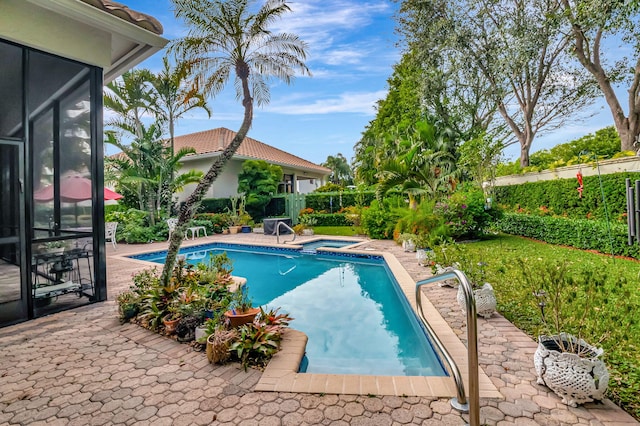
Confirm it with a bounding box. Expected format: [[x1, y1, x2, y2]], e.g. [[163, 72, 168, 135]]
[[534, 333, 608, 407]]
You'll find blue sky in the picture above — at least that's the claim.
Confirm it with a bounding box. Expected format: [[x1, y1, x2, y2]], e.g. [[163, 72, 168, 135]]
[[121, 0, 619, 165]]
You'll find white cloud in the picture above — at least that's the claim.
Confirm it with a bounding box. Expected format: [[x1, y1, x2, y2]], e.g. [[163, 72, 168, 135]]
[[266, 90, 387, 115]]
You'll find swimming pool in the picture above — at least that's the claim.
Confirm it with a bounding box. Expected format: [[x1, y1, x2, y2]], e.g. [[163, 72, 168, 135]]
[[131, 243, 447, 377], [300, 239, 359, 252]]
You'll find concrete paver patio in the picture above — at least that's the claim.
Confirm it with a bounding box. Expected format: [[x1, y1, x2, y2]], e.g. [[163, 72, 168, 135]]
[[0, 233, 637, 425]]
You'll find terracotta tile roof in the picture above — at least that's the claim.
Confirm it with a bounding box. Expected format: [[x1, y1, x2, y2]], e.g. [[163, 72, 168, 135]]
[[80, 0, 163, 35], [173, 128, 331, 175]]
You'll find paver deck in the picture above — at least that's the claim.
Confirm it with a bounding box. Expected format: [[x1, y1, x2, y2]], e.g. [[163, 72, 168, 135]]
[[0, 233, 637, 425]]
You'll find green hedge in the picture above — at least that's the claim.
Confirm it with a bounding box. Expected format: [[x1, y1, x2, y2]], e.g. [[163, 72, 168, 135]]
[[493, 172, 638, 220], [305, 191, 376, 212], [306, 213, 350, 226], [199, 198, 232, 213], [496, 213, 640, 258]]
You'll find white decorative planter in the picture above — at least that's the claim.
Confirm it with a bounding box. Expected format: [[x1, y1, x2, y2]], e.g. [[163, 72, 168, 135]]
[[457, 282, 496, 319], [195, 325, 208, 342], [416, 249, 428, 265], [434, 265, 458, 288], [253, 227, 264, 234], [302, 229, 314, 236], [534, 333, 608, 407], [402, 240, 416, 252]]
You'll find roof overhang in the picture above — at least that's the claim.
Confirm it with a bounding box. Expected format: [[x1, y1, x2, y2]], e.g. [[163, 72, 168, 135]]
[[184, 151, 332, 177], [0, 0, 168, 83]]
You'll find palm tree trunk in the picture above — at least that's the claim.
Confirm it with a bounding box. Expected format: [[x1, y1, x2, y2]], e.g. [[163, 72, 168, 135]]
[[161, 67, 253, 285]]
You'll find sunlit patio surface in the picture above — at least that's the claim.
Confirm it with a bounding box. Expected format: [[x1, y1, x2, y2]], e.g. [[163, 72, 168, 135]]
[[0, 232, 637, 425]]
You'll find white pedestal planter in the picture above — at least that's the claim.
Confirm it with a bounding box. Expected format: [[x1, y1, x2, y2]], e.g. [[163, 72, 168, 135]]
[[457, 282, 496, 318], [302, 228, 314, 236], [402, 240, 416, 252], [534, 333, 609, 407], [195, 325, 208, 342]]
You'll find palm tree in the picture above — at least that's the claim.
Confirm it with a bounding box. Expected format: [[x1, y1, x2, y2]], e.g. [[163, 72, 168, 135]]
[[377, 121, 459, 209], [150, 57, 212, 215], [163, 0, 310, 284], [151, 57, 211, 162], [105, 123, 202, 225], [104, 69, 155, 139], [322, 153, 353, 186]]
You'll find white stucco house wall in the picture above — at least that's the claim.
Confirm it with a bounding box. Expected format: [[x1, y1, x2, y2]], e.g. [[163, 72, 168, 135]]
[[173, 127, 331, 202]]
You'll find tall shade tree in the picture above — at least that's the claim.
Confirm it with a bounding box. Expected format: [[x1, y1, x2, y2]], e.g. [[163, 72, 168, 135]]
[[164, 0, 310, 284], [397, 0, 599, 167], [354, 54, 424, 185], [561, 0, 640, 153], [322, 153, 353, 186]]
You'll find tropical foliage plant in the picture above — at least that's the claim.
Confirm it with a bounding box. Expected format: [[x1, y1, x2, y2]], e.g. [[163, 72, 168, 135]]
[[237, 160, 283, 221]]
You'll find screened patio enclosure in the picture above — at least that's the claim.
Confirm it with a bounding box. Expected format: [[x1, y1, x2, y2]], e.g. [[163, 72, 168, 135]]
[[0, 39, 107, 326], [0, 0, 166, 327]]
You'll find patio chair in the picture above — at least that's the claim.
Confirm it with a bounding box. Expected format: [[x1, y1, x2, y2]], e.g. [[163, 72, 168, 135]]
[[167, 218, 178, 241], [105, 221, 118, 250]]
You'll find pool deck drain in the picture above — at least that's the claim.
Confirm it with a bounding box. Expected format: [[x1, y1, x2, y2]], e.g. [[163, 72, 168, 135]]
[[0, 233, 636, 425]]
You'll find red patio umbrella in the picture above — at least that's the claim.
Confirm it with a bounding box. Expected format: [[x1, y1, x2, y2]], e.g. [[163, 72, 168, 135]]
[[33, 175, 123, 202]]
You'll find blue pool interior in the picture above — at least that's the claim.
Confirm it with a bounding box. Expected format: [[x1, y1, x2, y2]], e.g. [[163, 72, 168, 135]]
[[299, 239, 359, 252], [131, 243, 447, 377]]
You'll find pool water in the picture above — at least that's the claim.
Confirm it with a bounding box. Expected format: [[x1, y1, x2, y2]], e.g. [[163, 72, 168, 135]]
[[300, 239, 358, 252], [133, 244, 447, 377]]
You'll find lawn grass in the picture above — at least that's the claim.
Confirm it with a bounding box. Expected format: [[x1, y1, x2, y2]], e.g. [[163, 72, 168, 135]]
[[313, 226, 363, 236], [463, 234, 640, 419]]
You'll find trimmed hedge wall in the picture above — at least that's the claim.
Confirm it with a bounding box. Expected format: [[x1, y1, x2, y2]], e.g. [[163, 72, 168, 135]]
[[306, 213, 350, 226], [496, 213, 640, 259], [305, 191, 376, 212], [199, 198, 232, 213], [493, 172, 638, 220]]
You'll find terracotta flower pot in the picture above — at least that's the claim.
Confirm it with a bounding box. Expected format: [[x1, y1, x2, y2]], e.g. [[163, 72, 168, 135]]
[[162, 315, 180, 335], [224, 308, 260, 327]]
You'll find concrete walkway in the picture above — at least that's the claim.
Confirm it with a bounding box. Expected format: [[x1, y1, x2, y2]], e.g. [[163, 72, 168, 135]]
[[0, 233, 637, 425]]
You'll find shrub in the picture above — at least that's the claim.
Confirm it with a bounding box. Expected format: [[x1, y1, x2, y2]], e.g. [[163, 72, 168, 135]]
[[304, 213, 350, 227], [495, 213, 640, 259], [494, 172, 637, 221], [305, 191, 376, 212], [361, 201, 400, 239], [434, 189, 502, 240]]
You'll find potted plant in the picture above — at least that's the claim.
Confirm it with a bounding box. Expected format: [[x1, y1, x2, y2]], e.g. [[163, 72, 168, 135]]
[[397, 233, 417, 252], [453, 244, 496, 318], [116, 291, 140, 323], [162, 304, 181, 335], [298, 215, 317, 236], [252, 222, 264, 234], [41, 240, 67, 254], [224, 289, 260, 327], [520, 258, 609, 407]]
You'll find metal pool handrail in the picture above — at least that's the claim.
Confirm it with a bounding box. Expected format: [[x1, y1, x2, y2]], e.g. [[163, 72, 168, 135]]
[[416, 268, 480, 426], [276, 221, 296, 244]]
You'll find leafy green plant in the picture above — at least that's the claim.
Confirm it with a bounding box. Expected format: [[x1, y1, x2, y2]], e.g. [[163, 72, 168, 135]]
[[230, 323, 282, 370], [461, 235, 640, 419], [516, 258, 613, 355], [361, 200, 400, 239], [116, 291, 140, 323]]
